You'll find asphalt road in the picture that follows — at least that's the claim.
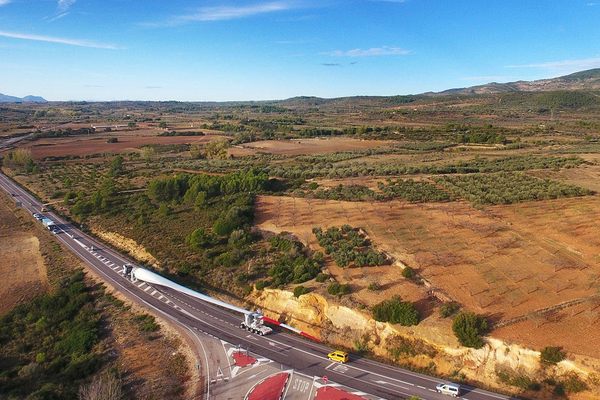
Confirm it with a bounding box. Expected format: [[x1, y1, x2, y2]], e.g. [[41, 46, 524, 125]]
[[0, 171, 517, 400]]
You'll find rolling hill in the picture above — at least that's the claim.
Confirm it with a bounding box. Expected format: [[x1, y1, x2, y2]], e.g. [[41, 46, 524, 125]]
[[0, 93, 47, 103]]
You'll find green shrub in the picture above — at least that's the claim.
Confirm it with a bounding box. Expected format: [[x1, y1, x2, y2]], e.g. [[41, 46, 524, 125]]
[[187, 228, 213, 250], [496, 370, 540, 391], [440, 302, 460, 318], [372, 296, 420, 326], [561, 373, 588, 393], [540, 346, 566, 365], [401, 266, 415, 279], [452, 312, 488, 348], [367, 282, 381, 291], [315, 273, 330, 283], [255, 280, 270, 290], [293, 285, 311, 298], [135, 314, 160, 332], [327, 282, 351, 296]]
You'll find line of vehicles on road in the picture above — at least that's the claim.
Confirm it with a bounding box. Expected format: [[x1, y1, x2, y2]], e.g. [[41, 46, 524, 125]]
[[33, 212, 60, 234]]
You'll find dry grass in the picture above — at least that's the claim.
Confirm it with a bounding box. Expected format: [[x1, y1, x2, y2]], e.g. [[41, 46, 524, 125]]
[[0, 192, 48, 314], [229, 137, 396, 156]]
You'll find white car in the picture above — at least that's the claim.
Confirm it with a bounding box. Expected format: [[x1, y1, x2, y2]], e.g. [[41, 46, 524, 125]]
[[436, 383, 461, 397]]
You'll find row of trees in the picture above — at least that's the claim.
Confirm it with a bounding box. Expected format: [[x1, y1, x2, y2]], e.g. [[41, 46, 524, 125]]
[[437, 172, 592, 205], [377, 179, 451, 202], [147, 169, 268, 205], [264, 155, 585, 180], [2, 148, 37, 173]]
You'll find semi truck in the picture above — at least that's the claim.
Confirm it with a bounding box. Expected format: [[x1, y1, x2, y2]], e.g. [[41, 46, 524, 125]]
[[40, 217, 59, 234], [128, 267, 274, 336], [240, 313, 273, 335], [40, 217, 55, 229]]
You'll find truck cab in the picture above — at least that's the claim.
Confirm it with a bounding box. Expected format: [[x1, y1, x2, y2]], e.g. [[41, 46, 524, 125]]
[[240, 313, 273, 336]]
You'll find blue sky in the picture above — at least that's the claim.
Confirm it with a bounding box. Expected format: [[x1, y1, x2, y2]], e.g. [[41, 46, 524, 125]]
[[1, 0, 599, 101]]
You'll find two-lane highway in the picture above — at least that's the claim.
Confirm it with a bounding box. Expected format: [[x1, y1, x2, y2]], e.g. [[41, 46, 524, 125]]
[[0, 171, 516, 400]]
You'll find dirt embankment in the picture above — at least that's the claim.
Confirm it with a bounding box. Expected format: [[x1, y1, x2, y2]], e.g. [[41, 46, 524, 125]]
[[91, 226, 160, 267], [251, 288, 600, 399]]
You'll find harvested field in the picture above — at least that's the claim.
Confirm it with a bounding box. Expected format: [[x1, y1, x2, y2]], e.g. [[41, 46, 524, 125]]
[[529, 164, 600, 192], [24, 131, 227, 159], [255, 195, 600, 357], [229, 138, 396, 156], [0, 193, 47, 314]]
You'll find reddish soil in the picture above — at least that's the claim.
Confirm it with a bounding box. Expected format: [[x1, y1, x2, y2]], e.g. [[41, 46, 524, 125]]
[[315, 386, 366, 400], [24, 131, 227, 159], [246, 372, 289, 400], [232, 351, 257, 367]]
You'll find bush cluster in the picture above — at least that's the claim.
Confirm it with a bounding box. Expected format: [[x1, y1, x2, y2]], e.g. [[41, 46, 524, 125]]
[[313, 225, 388, 268], [372, 296, 420, 326], [540, 346, 566, 365], [267, 234, 324, 287], [327, 282, 351, 296], [0, 272, 102, 398], [452, 312, 489, 348]]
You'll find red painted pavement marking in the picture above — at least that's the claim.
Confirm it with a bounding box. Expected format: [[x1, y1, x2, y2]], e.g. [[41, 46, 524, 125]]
[[314, 386, 367, 400], [247, 372, 290, 400], [232, 351, 257, 367]]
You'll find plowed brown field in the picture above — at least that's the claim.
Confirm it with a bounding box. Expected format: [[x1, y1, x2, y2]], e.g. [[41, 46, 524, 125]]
[[25, 131, 227, 159], [255, 195, 600, 357]]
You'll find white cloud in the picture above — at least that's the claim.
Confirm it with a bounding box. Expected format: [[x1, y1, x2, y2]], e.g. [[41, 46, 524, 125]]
[[46, 11, 70, 22], [506, 57, 600, 71], [0, 30, 119, 49], [326, 46, 411, 57], [58, 0, 76, 12], [151, 1, 295, 26], [0, 0, 11, 6]]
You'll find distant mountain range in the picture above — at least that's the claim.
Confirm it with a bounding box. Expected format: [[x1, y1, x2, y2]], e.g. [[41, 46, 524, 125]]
[[429, 68, 600, 96], [2, 69, 600, 105], [0, 93, 47, 103]]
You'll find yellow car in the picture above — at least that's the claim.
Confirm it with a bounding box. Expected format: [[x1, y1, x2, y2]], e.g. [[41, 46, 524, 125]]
[[327, 350, 349, 363]]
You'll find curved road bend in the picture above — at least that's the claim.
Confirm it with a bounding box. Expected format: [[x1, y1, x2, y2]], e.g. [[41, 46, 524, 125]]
[[0, 171, 516, 400]]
